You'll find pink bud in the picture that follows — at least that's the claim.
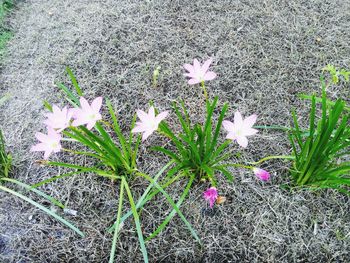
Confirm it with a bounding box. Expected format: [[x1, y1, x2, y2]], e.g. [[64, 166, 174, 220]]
[[203, 187, 218, 208], [253, 168, 270, 181]]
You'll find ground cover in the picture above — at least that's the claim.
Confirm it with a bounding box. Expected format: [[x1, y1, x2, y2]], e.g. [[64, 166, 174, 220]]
[[0, 1, 349, 262]]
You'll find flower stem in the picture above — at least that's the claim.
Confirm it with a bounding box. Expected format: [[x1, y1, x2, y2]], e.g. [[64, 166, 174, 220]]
[[249, 155, 295, 165], [223, 163, 254, 169], [200, 81, 208, 100]]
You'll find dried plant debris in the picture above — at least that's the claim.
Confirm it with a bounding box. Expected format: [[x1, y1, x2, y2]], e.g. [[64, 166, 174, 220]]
[[0, 0, 350, 262]]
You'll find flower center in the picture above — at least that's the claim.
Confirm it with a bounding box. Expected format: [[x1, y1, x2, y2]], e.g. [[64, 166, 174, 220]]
[[89, 114, 96, 120], [196, 72, 204, 81]]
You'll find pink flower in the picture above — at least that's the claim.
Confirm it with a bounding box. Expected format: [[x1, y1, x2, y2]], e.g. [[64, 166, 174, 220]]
[[31, 128, 62, 159], [203, 187, 218, 208], [132, 106, 168, 141], [71, 97, 103, 130], [253, 168, 270, 181], [44, 105, 73, 132], [183, 58, 217, 85], [222, 111, 258, 148]]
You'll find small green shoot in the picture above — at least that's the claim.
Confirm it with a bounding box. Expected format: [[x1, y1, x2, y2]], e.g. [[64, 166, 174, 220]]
[[322, 64, 350, 84], [152, 66, 161, 87], [0, 129, 11, 179]]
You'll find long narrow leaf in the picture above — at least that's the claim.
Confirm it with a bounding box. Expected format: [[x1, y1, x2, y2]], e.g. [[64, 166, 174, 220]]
[[66, 67, 83, 96], [123, 178, 148, 263], [109, 179, 125, 263], [0, 185, 84, 237], [1, 178, 65, 209]]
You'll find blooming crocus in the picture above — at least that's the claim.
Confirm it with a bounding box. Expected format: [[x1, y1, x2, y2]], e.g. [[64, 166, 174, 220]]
[[131, 106, 168, 141], [253, 168, 270, 181], [71, 97, 102, 130], [31, 128, 62, 159], [203, 187, 218, 208], [222, 111, 258, 148], [44, 105, 73, 132], [183, 58, 217, 85]]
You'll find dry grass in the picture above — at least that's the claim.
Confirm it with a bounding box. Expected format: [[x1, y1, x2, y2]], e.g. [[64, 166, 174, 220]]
[[0, 0, 350, 262]]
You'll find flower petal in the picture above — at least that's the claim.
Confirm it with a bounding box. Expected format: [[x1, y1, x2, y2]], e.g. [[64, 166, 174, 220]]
[[183, 64, 194, 73], [193, 59, 201, 73], [226, 132, 236, 140], [91, 97, 103, 112], [35, 132, 48, 143], [184, 73, 196, 78], [136, 109, 150, 123], [47, 128, 61, 139], [201, 58, 213, 73], [244, 128, 258, 136], [43, 150, 52, 159], [72, 118, 87, 127], [243, 114, 257, 128], [148, 106, 155, 120], [79, 97, 90, 110], [236, 136, 248, 148], [52, 105, 60, 114], [234, 111, 243, 127], [204, 71, 217, 81], [132, 123, 147, 133], [188, 78, 200, 85], [31, 143, 47, 152], [222, 120, 234, 132], [142, 130, 153, 141], [155, 111, 168, 124], [86, 121, 96, 130]]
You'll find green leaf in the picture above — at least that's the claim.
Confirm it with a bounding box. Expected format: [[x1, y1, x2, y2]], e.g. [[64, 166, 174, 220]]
[[31, 170, 85, 189], [107, 161, 174, 233], [56, 82, 79, 106], [66, 66, 83, 96], [214, 165, 234, 182], [152, 146, 181, 163], [0, 185, 84, 237], [123, 178, 148, 263], [106, 99, 128, 159], [1, 178, 65, 209], [43, 100, 53, 112], [140, 173, 201, 245], [109, 179, 124, 263]]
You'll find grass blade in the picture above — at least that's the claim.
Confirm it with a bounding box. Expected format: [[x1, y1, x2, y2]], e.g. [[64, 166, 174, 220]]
[[66, 66, 83, 96], [123, 178, 148, 263], [1, 178, 65, 209], [0, 185, 84, 237], [107, 161, 174, 233], [109, 180, 124, 263], [139, 173, 201, 245]]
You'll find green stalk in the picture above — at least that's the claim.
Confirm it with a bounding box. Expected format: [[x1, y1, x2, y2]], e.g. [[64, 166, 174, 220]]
[[249, 155, 295, 165], [109, 179, 125, 263], [122, 177, 148, 263], [200, 81, 208, 100]]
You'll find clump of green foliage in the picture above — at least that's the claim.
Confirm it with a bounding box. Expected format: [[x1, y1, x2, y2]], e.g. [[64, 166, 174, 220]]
[[155, 97, 233, 185], [289, 72, 350, 193], [36, 67, 200, 263]]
